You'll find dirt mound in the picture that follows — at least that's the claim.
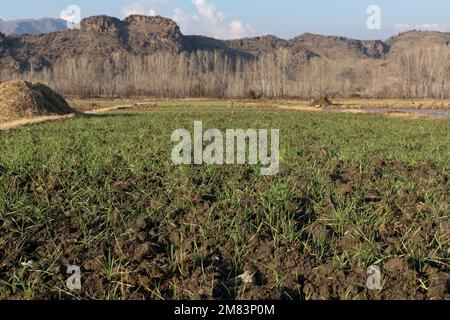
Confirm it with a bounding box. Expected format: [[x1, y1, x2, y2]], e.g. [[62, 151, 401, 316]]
[[0, 80, 74, 122], [310, 96, 333, 108]]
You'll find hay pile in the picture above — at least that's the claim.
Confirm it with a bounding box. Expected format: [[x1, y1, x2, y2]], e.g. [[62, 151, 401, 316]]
[[310, 97, 333, 108], [0, 80, 74, 123]]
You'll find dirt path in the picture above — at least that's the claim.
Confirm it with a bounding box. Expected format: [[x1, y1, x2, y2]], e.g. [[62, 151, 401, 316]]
[[274, 104, 449, 120], [83, 104, 135, 114], [0, 105, 134, 131]]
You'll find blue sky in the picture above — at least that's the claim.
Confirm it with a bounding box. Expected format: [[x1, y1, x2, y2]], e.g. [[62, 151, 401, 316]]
[[0, 0, 448, 39]]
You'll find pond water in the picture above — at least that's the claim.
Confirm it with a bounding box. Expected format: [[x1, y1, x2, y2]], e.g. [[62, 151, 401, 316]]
[[325, 107, 450, 119]]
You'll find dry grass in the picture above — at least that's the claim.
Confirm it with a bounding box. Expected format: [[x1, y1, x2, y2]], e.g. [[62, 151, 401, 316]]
[[0, 104, 135, 131], [1, 97, 448, 132], [333, 98, 450, 109], [0, 80, 74, 123]]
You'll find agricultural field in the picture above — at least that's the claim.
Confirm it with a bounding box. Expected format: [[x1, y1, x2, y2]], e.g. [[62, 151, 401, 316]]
[[0, 99, 449, 300]]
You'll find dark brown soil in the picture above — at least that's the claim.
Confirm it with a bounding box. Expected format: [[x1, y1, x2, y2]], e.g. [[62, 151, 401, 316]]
[[0, 156, 448, 300]]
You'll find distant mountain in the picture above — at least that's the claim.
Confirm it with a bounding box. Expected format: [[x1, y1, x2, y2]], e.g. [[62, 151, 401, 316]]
[[0, 17, 67, 36], [0, 14, 392, 71], [1, 14, 450, 98]]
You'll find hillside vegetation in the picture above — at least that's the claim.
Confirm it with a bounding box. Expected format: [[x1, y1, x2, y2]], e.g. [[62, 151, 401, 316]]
[[1, 15, 450, 99]]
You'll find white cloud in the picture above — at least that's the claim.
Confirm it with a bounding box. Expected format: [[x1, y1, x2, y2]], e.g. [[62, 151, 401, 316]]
[[172, 0, 254, 39], [121, 0, 254, 39], [122, 1, 162, 18], [228, 20, 252, 39], [393, 22, 411, 32], [173, 8, 199, 26], [416, 22, 443, 31], [193, 0, 218, 22], [393, 21, 445, 33]]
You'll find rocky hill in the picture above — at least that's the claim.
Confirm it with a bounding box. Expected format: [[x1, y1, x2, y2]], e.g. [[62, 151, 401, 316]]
[[0, 15, 254, 73], [1, 15, 450, 98]]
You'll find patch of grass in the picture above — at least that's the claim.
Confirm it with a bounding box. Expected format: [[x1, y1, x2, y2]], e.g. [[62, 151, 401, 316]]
[[0, 101, 449, 300]]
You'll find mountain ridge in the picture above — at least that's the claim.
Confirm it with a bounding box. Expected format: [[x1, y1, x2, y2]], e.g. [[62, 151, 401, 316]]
[[1, 15, 450, 99], [2, 14, 449, 69], [0, 17, 68, 36]]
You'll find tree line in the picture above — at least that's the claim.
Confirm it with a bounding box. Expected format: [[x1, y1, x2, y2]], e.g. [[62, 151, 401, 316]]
[[1, 45, 449, 99]]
